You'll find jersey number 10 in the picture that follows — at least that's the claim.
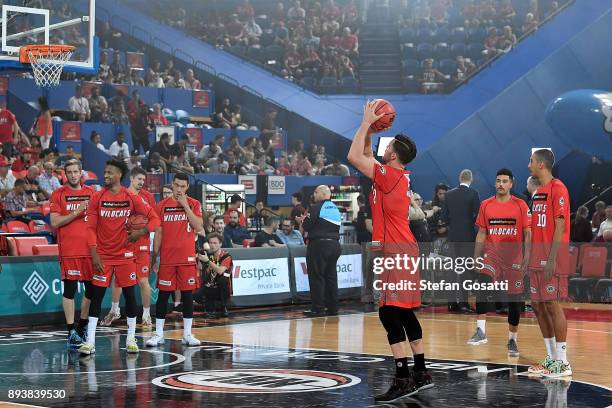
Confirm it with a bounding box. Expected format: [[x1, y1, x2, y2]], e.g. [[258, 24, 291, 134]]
[[536, 213, 546, 227]]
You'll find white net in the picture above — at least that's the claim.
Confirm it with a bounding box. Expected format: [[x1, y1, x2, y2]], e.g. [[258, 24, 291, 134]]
[[26, 47, 74, 87]]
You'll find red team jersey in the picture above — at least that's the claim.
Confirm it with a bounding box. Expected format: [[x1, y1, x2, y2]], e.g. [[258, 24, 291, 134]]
[[87, 187, 160, 264], [369, 163, 420, 309], [529, 179, 570, 274], [157, 196, 202, 265], [134, 188, 156, 255], [50, 185, 95, 258], [369, 163, 417, 245], [476, 195, 531, 266]]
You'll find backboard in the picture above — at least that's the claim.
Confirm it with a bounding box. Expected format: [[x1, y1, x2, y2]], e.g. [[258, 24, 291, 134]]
[[0, 0, 96, 74]]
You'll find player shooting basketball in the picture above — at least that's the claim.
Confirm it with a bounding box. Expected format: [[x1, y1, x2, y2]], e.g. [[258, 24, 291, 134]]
[[348, 100, 433, 403]]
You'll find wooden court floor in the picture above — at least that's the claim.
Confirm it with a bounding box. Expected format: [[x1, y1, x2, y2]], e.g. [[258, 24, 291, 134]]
[[168, 306, 612, 388]]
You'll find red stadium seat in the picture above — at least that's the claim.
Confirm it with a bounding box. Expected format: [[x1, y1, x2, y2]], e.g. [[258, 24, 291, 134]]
[[32, 244, 59, 256], [0, 223, 7, 232], [242, 239, 254, 248], [580, 245, 608, 278], [5, 237, 17, 256], [6, 220, 29, 233], [12, 237, 49, 256], [29, 219, 51, 232]]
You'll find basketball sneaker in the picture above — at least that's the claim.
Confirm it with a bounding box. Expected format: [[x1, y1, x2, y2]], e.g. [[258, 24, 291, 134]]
[[528, 355, 555, 374], [78, 342, 96, 355], [413, 369, 434, 391], [141, 315, 152, 330], [374, 375, 418, 402], [126, 338, 139, 354], [67, 329, 85, 349], [145, 334, 165, 347], [182, 334, 201, 347], [507, 339, 520, 357], [467, 328, 488, 345], [100, 310, 121, 327], [542, 360, 572, 378]]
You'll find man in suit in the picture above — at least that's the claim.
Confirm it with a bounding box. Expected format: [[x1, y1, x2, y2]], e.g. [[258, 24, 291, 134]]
[[442, 169, 480, 313]]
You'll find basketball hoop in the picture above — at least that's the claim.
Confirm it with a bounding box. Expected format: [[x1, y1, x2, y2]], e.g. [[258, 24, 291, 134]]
[[19, 45, 75, 87]]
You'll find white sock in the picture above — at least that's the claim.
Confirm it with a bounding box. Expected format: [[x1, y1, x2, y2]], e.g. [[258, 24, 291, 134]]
[[183, 318, 193, 337], [544, 337, 556, 359], [87, 317, 98, 346], [156, 318, 165, 337], [127, 317, 136, 340], [509, 331, 517, 341], [111, 302, 120, 314], [477, 319, 486, 334], [174, 302, 180, 307], [556, 342, 568, 363], [142, 307, 150, 318]]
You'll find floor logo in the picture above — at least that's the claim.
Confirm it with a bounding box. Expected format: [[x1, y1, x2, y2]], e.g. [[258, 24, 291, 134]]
[[22, 271, 49, 305], [152, 369, 361, 393]]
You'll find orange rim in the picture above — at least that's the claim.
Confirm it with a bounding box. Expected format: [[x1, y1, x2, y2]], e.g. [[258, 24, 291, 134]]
[[19, 44, 75, 64]]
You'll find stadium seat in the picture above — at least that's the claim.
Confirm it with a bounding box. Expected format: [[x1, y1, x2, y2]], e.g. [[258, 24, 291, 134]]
[[451, 28, 467, 43], [242, 239, 254, 248], [402, 59, 420, 76], [32, 244, 59, 256], [318, 76, 338, 92], [175, 109, 191, 125], [229, 44, 246, 55], [6, 220, 29, 233], [434, 27, 451, 44], [399, 28, 415, 43], [340, 76, 358, 93], [580, 246, 608, 277], [434, 43, 451, 60], [401, 44, 417, 59], [416, 29, 433, 44], [0, 223, 7, 232], [467, 43, 484, 60], [299, 76, 315, 89], [468, 27, 487, 43], [28, 219, 50, 232], [12, 237, 48, 256], [246, 46, 265, 63], [439, 59, 457, 76], [265, 45, 284, 64], [450, 43, 467, 58], [417, 43, 434, 60], [5, 237, 16, 256]]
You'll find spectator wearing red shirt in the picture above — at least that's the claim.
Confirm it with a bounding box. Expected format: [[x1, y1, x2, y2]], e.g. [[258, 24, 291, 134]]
[[223, 194, 247, 227], [126, 90, 144, 123], [149, 103, 169, 126], [0, 107, 18, 156], [339, 27, 359, 56], [275, 157, 290, 175], [11, 147, 36, 172], [322, 0, 341, 20]]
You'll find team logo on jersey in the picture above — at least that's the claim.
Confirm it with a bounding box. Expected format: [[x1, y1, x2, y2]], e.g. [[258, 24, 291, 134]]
[[130, 272, 137, 280], [142, 267, 149, 273], [379, 165, 386, 175], [515, 281, 522, 288], [66, 195, 89, 202], [152, 369, 360, 394], [530, 286, 537, 294], [159, 280, 172, 286], [532, 193, 548, 201], [93, 275, 107, 282], [559, 197, 565, 206], [188, 278, 196, 285], [101, 201, 130, 208], [546, 285, 555, 293], [66, 270, 81, 276]]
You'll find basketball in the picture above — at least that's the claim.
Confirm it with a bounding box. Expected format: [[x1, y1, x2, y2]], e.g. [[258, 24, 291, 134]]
[[370, 99, 396, 132], [126, 214, 148, 231]]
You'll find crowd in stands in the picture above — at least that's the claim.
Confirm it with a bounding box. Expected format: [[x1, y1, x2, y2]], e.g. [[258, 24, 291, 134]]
[[398, 0, 571, 93], [142, 0, 361, 87]]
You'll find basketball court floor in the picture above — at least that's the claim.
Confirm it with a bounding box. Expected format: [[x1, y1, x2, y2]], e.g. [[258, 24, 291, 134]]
[[0, 303, 610, 407]]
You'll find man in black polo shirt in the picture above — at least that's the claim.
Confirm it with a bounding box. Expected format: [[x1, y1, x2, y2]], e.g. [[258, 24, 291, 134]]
[[299, 185, 342, 317], [254, 217, 285, 247]]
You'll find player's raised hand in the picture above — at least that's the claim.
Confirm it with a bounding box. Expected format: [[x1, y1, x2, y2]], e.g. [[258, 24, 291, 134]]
[[362, 100, 385, 126], [176, 191, 189, 208]]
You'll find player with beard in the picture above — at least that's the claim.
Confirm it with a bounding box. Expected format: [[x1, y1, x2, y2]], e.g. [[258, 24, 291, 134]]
[[348, 101, 432, 403], [102, 167, 156, 329], [50, 159, 95, 349], [78, 159, 160, 356]]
